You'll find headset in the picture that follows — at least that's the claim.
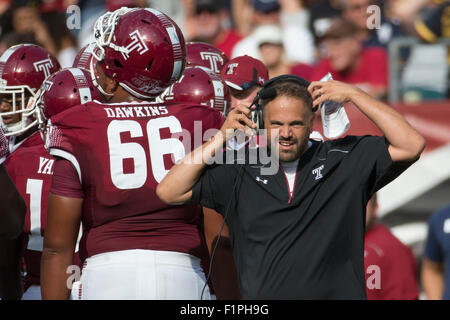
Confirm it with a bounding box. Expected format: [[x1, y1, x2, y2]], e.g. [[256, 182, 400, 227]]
[[249, 74, 318, 131]]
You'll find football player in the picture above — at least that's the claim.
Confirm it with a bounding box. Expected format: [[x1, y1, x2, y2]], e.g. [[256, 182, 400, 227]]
[[41, 8, 224, 300], [0, 44, 61, 300], [0, 126, 27, 300], [35, 67, 102, 139]]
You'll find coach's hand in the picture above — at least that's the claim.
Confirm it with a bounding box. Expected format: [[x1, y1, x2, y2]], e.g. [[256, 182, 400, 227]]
[[308, 80, 361, 109], [219, 103, 256, 140]]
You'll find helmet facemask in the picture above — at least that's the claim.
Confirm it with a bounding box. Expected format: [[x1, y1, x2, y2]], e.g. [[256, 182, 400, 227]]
[[92, 7, 136, 62], [0, 78, 39, 137]]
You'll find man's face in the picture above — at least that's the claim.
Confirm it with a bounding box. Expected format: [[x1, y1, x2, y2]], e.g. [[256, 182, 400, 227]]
[[12, 6, 40, 34], [343, 0, 371, 30], [0, 93, 23, 125], [264, 95, 313, 162], [229, 85, 259, 110], [323, 36, 360, 72], [259, 43, 283, 69], [194, 9, 222, 41]]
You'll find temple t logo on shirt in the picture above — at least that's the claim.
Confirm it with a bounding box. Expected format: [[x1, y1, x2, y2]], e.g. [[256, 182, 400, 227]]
[[312, 165, 324, 180]]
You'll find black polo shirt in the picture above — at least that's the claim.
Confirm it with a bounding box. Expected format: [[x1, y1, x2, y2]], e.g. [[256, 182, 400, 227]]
[[191, 135, 414, 299]]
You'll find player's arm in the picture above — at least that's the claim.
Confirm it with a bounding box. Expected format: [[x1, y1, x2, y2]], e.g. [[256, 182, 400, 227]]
[[203, 208, 241, 299], [0, 164, 26, 239], [308, 80, 426, 163], [41, 193, 82, 300], [157, 104, 255, 204], [421, 258, 445, 300]]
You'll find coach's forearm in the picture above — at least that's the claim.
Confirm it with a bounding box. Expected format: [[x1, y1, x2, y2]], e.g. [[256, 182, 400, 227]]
[[350, 88, 426, 162], [157, 132, 225, 204]]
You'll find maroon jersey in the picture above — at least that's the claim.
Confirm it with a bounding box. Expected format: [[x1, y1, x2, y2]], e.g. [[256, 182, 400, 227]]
[[4, 131, 54, 288], [48, 101, 224, 261], [364, 224, 419, 300], [0, 127, 8, 162]]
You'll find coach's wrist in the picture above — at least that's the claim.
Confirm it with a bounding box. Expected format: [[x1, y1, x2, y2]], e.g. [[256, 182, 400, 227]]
[[347, 85, 369, 104]]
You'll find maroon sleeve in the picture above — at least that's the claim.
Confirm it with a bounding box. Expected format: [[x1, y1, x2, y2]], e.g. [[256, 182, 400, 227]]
[[50, 158, 84, 198]]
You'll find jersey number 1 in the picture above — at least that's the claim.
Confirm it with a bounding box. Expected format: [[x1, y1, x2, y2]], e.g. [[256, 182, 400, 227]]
[[26, 178, 44, 251]]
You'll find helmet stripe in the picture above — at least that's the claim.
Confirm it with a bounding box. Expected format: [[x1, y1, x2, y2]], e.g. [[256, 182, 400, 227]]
[[0, 46, 17, 63], [166, 26, 183, 80], [0, 46, 18, 78], [145, 8, 184, 81], [68, 68, 92, 103]]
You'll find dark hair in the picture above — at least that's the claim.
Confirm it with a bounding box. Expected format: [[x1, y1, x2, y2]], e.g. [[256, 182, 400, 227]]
[[261, 79, 313, 117]]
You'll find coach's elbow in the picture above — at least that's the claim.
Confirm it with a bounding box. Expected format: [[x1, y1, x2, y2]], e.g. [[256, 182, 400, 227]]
[[389, 131, 426, 163], [156, 182, 192, 205], [403, 133, 427, 162], [410, 133, 426, 161]]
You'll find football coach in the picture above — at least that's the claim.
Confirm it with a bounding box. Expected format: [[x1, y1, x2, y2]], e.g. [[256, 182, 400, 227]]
[[156, 76, 426, 299]]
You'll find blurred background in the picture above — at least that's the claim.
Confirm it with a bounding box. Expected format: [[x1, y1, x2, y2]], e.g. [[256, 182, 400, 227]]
[[1, 0, 449, 299]]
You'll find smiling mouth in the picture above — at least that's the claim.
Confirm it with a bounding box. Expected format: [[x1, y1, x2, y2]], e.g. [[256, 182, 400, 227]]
[[279, 141, 295, 150]]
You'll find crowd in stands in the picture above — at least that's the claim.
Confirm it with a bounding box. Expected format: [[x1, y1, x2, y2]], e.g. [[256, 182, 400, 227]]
[[0, 0, 448, 102]]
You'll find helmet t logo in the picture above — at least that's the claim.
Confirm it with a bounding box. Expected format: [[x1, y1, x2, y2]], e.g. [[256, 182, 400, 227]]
[[33, 59, 55, 78], [200, 52, 222, 74], [121, 30, 149, 60]]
